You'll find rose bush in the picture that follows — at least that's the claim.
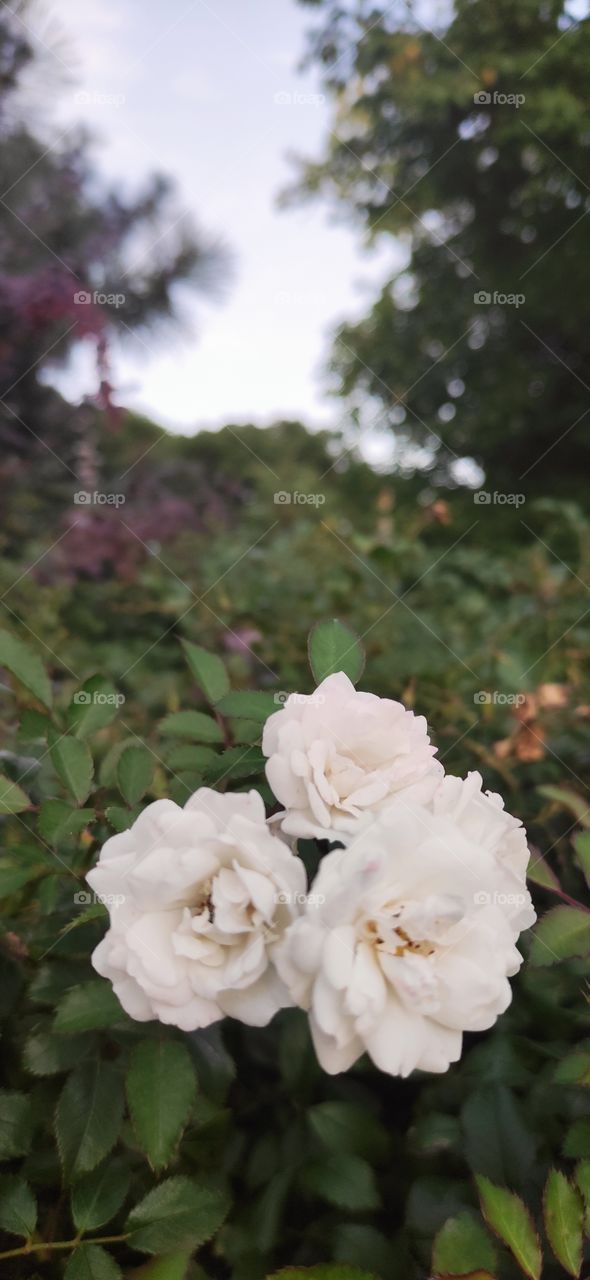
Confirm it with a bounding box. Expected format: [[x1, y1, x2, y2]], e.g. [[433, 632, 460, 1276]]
[[0, 618, 588, 1280]]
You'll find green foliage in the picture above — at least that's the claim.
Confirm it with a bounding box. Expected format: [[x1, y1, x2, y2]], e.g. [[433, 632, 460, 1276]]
[[543, 1169, 584, 1277], [0, 1176, 37, 1239], [476, 1175, 542, 1279], [431, 1211, 496, 1276], [126, 1041, 197, 1170], [125, 1178, 229, 1254], [117, 745, 154, 806], [1, 429, 590, 1278], [55, 1062, 125, 1180], [291, 0, 590, 495], [307, 620, 365, 685], [181, 641, 230, 704], [49, 731, 94, 805], [0, 524, 586, 1274], [0, 775, 31, 814], [0, 628, 52, 707], [529, 906, 590, 966]]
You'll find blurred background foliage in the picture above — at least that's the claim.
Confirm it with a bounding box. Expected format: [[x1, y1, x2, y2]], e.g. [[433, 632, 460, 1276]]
[[0, 0, 589, 1277]]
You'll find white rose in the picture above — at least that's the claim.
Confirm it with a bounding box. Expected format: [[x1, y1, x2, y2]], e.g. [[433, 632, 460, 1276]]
[[262, 671, 442, 839], [432, 770, 536, 935], [87, 789, 306, 1032], [274, 794, 535, 1077]]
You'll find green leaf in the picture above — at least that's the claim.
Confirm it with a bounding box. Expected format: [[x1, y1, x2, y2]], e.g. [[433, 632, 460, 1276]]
[[554, 1044, 590, 1086], [126, 1040, 197, 1171], [476, 1174, 542, 1280], [0, 772, 31, 813], [526, 853, 561, 892], [0, 629, 52, 708], [98, 738, 136, 786], [24, 1029, 90, 1076], [37, 800, 95, 845], [49, 730, 93, 805], [432, 1211, 496, 1277], [575, 1161, 590, 1234], [117, 744, 154, 806], [161, 744, 217, 772], [307, 1101, 387, 1161], [543, 1168, 583, 1276], [105, 805, 137, 832], [54, 980, 129, 1034], [19, 708, 50, 738], [530, 906, 590, 966], [564, 1120, 590, 1159], [0, 1176, 36, 1238], [60, 903, 109, 941], [181, 641, 230, 704], [125, 1176, 229, 1254], [228, 717, 263, 744], [0, 858, 44, 894], [574, 832, 590, 888], [216, 690, 278, 722], [159, 710, 224, 743], [0, 1090, 31, 1158], [302, 1153, 380, 1210], [55, 1062, 125, 1180], [461, 1085, 536, 1187], [203, 745, 264, 785], [308, 619, 365, 685], [71, 1158, 131, 1232], [67, 676, 123, 739], [130, 1254, 194, 1280], [64, 1245, 122, 1280], [537, 786, 590, 827]]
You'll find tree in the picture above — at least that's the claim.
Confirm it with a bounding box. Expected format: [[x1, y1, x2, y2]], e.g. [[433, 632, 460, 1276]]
[[291, 0, 590, 494], [0, 0, 225, 454]]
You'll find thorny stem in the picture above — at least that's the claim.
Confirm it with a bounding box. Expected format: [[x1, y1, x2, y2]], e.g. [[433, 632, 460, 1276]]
[[0, 1232, 129, 1260]]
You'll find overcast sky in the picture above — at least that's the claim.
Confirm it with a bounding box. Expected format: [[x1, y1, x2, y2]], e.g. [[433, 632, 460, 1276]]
[[26, 0, 399, 433]]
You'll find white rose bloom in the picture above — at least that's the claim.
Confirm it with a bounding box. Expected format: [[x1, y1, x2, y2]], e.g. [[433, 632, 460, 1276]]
[[432, 770, 536, 935], [262, 672, 442, 839], [274, 794, 535, 1077], [87, 789, 306, 1032]]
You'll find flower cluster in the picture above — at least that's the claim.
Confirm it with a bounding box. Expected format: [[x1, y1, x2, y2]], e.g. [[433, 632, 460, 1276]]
[[89, 672, 535, 1077]]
